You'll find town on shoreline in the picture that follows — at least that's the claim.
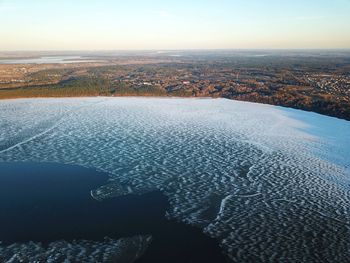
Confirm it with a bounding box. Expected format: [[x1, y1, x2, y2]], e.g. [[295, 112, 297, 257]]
[[1, 50, 349, 121]]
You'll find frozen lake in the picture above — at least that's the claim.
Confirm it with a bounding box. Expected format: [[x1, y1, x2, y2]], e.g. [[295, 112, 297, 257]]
[[0, 97, 349, 262], [0, 56, 96, 64], [0, 162, 225, 263]]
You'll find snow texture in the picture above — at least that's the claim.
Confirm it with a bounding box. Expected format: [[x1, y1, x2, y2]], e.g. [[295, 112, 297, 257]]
[[1, 97, 350, 262], [0, 236, 151, 263]]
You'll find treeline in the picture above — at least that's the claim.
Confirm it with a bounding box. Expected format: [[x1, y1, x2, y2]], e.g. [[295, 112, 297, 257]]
[[0, 76, 167, 99], [1, 76, 349, 121], [0, 76, 113, 98], [224, 90, 350, 121], [112, 82, 166, 96]]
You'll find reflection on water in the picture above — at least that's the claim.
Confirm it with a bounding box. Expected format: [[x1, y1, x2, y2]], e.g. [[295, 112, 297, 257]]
[[0, 56, 96, 64]]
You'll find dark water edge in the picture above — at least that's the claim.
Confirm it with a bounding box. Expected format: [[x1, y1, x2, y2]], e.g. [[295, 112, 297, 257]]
[[0, 162, 229, 263]]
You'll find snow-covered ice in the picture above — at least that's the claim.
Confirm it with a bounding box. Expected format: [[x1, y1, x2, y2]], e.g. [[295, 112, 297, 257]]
[[0, 236, 151, 263], [0, 97, 349, 262]]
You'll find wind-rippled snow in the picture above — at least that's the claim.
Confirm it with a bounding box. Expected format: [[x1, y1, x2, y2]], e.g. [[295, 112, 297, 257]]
[[1, 97, 349, 262], [0, 236, 151, 263]]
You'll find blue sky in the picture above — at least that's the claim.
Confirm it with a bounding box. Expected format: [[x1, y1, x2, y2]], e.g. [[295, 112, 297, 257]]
[[0, 0, 349, 50]]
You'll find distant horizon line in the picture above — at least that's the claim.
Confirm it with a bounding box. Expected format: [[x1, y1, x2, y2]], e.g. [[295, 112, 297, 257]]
[[1, 48, 350, 53]]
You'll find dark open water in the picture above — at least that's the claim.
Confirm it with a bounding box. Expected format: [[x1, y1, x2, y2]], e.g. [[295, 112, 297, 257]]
[[0, 162, 228, 263]]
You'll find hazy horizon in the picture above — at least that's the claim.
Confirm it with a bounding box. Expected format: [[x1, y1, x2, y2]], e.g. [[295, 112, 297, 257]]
[[1, 0, 350, 50], [1, 48, 350, 52]]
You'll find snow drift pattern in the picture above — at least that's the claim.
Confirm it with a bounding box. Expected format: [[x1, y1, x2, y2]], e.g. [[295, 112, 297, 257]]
[[0, 98, 349, 262]]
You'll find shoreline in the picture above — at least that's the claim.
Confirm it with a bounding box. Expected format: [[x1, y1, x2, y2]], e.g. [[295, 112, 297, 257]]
[[1, 95, 349, 122], [0, 94, 215, 101]]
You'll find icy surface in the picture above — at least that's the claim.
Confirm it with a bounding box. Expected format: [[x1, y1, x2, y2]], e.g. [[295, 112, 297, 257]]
[[1, 97, 350, 262], [0, 236, 151, 263]]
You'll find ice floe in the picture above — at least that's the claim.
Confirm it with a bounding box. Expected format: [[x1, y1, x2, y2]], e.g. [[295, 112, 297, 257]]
[[0, 236, 151, 263]]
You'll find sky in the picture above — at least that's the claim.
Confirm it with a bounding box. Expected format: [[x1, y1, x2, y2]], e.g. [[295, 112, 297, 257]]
[[0, 0, 350, 50]]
